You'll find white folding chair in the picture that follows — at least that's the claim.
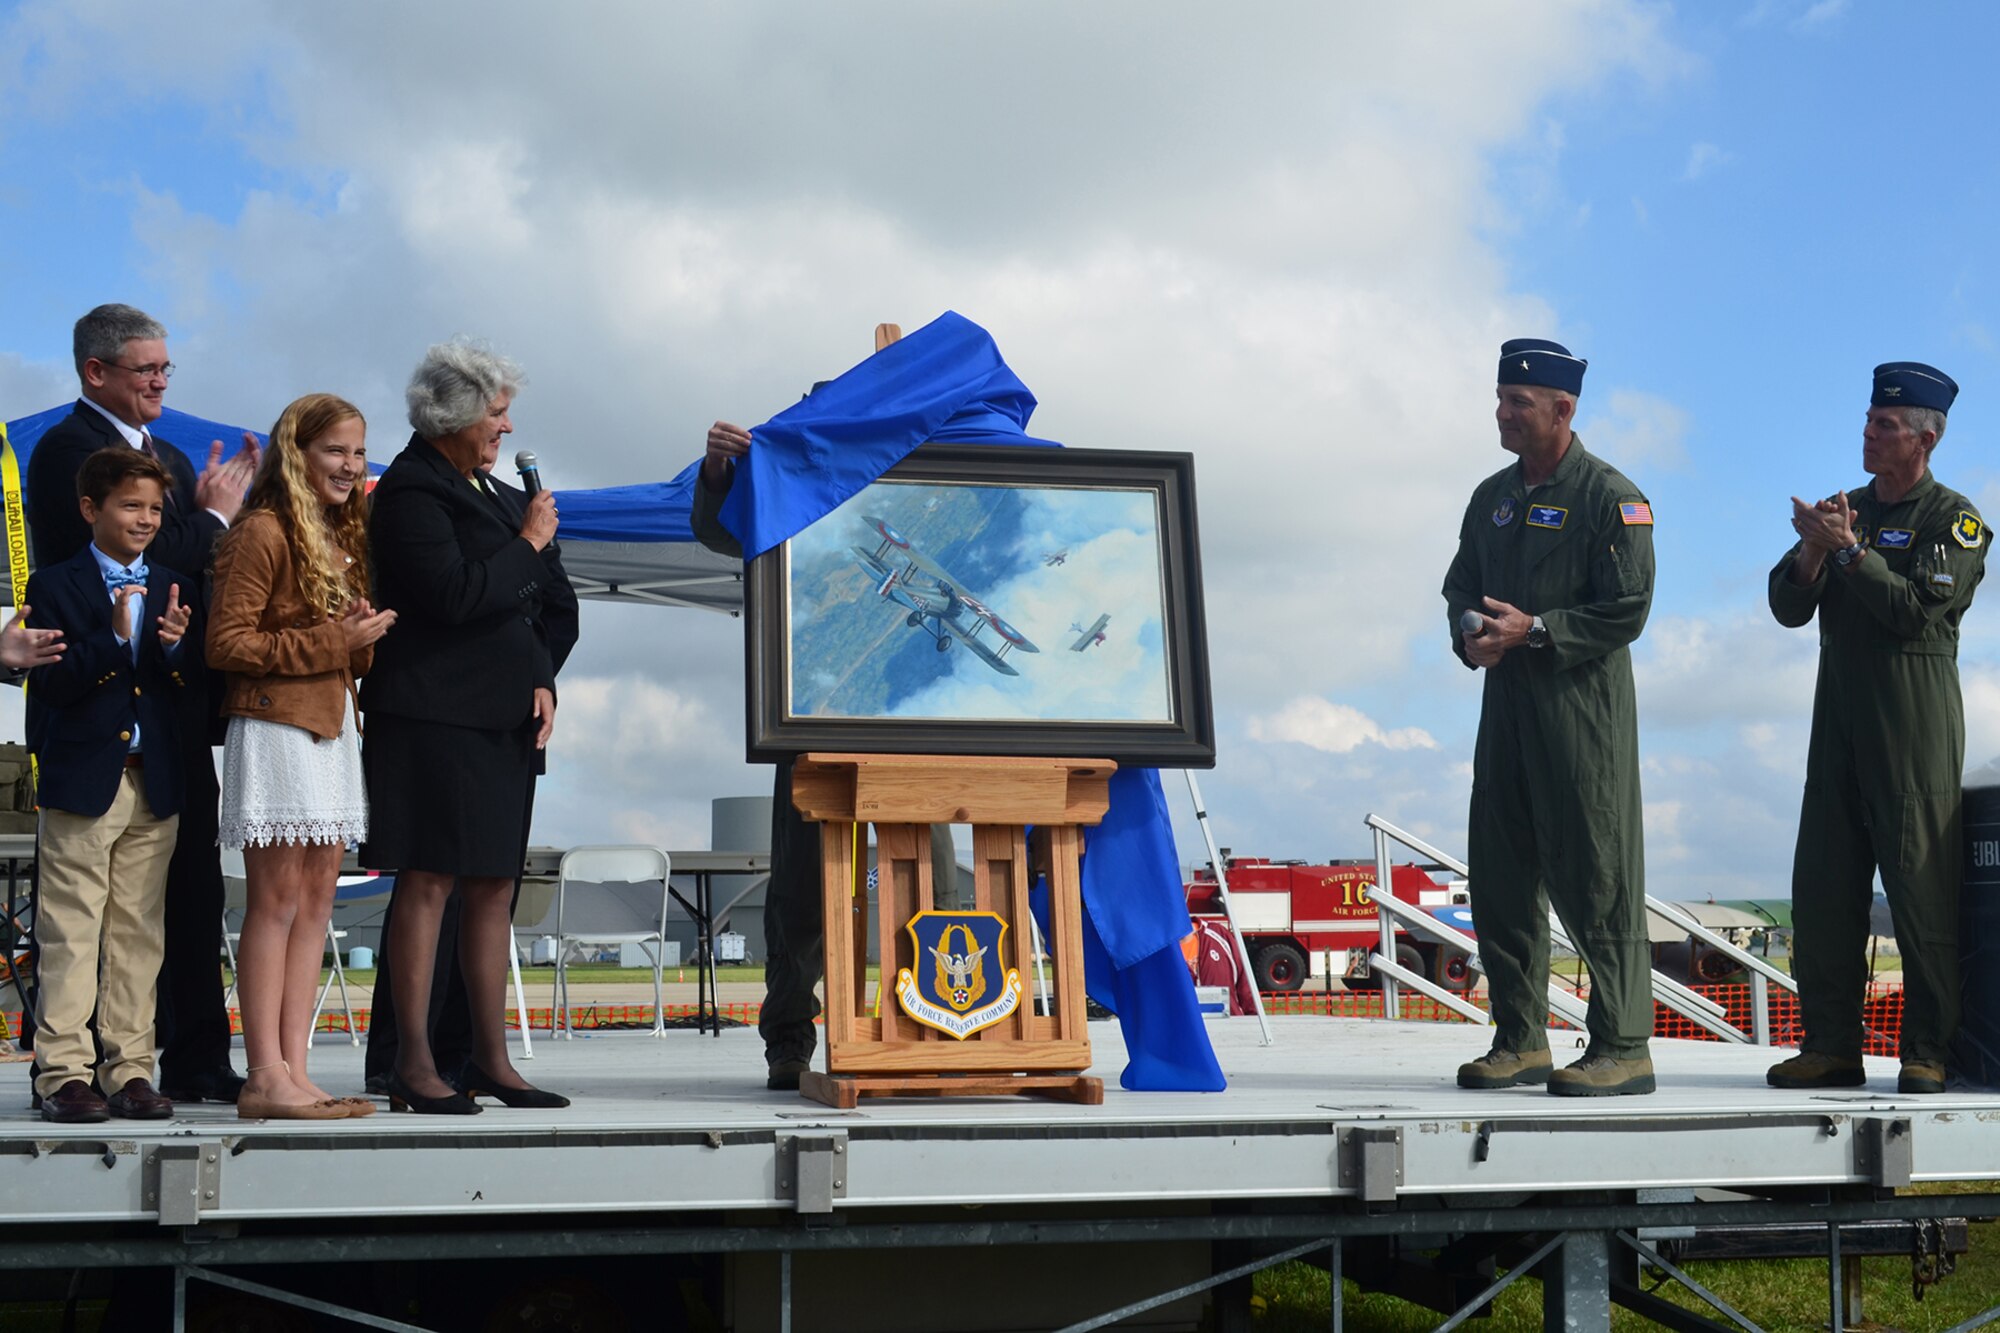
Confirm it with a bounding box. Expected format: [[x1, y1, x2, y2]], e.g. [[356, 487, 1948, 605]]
[[551, 845, 673, 1038]]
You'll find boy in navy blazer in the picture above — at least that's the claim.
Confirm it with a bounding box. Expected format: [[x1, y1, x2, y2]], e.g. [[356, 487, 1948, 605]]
[[26, 447, 200, 1123]]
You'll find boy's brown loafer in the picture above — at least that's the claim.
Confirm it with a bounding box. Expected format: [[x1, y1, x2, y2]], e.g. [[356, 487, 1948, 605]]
[[105, 1077, 174, 1120], [40, 1080, 110, 1124]]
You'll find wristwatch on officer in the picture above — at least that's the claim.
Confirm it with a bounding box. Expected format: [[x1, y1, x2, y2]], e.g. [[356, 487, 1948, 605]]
[[1833, 541, 1865, 569], [1526, 615, 1550, 649]]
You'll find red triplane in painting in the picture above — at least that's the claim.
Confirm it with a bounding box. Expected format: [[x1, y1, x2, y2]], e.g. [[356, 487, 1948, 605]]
[[1185, 855, 1475, 993]]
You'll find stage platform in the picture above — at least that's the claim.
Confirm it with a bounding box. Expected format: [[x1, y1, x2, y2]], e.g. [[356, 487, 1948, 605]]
[[4, 1016, 1998, 1221], [7, 1017, 2000, 1330]]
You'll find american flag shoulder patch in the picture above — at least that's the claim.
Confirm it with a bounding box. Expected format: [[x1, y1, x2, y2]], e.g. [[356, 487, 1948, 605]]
[[1619, 501, 1654, 526]]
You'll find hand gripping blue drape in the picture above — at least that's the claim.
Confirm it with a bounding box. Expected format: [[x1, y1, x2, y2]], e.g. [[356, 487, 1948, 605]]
[[721, 311, 1223, 1092]]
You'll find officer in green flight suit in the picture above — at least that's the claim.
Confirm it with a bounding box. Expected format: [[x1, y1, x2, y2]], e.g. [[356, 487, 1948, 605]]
[[1443, 338, 1659, 1097], [1767, 362, 1986, 1096]]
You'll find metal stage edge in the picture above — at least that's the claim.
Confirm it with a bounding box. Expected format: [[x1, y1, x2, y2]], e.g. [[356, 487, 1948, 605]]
[[7, 1017, 2000, 1329]]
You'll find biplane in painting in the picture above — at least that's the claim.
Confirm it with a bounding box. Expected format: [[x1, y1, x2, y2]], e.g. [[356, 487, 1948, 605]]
[[1069, 613, 1111, 651], [850, 515, 1041, 676]]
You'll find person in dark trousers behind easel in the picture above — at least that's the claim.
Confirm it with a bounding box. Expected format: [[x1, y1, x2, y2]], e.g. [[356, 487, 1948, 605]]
[[693, 415, 955, 1091]]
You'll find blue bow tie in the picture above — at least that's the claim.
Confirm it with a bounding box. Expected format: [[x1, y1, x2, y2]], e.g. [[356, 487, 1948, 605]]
[[104, 567, 148, 592]]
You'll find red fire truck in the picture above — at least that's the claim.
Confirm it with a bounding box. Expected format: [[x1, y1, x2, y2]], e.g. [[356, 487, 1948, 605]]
[[1185, 854, 1474, 993]]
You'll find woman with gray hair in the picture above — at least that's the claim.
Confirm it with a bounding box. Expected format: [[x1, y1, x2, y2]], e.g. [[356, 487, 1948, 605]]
[[360, 339, 579, 1114]]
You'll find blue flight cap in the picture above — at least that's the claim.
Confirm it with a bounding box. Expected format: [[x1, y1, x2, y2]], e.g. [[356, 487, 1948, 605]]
[[1872, 362, 1958, 414], [1497, 338, 1587, 396]]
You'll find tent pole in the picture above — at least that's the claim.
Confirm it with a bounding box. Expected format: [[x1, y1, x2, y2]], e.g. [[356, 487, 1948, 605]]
[[1181, 769, 1273, 1045]]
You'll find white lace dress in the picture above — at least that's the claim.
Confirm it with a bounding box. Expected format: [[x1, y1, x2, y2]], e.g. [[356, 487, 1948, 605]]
[[218, 692, 368, 849]]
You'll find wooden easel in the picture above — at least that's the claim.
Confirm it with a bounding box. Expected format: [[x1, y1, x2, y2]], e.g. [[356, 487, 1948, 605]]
[[791, 753, 1112, 1107]]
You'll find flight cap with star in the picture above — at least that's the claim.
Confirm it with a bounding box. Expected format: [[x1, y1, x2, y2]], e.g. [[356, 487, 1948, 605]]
[[1497, 338, 1587, 396]]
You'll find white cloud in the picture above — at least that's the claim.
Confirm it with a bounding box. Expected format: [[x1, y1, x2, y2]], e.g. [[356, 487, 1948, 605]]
[[1681, 142, 1732, 182], [1579, 388, 1691, 473], [1248, 698, 1438, 754]]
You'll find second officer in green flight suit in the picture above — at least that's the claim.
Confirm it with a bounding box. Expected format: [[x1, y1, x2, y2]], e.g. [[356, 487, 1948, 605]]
[[1767, 362, 1986, 1095], [1444, 339, 1659, 1097]]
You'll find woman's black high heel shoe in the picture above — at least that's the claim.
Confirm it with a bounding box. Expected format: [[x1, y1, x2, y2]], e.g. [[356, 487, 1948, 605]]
[[387, 1072, 481, 1115], [458, 1061, 571, 1109]]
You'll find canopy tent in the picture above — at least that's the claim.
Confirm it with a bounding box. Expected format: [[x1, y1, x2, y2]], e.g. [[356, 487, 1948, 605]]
[[0, 403, 745, 614]]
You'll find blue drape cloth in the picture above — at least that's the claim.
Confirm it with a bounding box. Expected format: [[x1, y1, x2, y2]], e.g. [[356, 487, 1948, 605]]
[[720, 311, 1059, 561], [722, 310, 1222, 1092]]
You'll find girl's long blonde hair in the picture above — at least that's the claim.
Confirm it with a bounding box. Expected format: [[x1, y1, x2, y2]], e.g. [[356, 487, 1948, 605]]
[[230, 393, 371, 618]]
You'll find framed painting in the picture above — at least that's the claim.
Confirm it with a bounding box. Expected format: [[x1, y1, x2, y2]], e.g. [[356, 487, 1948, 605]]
[[745, 444, 1214, 767]]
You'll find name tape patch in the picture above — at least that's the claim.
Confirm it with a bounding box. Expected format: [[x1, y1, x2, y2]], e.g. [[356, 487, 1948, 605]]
[[1875, 528, 1915, 550], [1526, 505, 1568, 530]]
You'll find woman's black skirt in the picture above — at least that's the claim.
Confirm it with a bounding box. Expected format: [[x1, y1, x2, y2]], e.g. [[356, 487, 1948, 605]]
[[360, 712, 535, 878]]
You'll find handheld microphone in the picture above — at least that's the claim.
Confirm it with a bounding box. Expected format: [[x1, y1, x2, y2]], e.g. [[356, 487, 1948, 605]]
[[1459, 610, 1485, 637], [515, 450, 542, 497]]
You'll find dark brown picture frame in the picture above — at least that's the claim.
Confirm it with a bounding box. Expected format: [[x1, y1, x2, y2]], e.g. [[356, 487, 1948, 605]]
[[745, 444, 1213, 767]]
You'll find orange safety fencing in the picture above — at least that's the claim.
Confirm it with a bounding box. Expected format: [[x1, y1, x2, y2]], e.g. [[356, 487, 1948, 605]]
[[1257, 980, 1906, 1055]]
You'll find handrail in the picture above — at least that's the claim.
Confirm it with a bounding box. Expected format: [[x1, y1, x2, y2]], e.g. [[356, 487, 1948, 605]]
[[1365, 813, 1793, 1047], [1363, 814, 1468, 878], [1646, 897, 1797, 991], [1366, 879, 1590, 1034]]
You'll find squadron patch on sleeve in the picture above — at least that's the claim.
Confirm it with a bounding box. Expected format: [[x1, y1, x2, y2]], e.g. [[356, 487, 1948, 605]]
[[1954, 510, 1986, 549], [1875, 528, 1915, 550], [1619, 501, 1653, 526], [1526, 504, 1568, 530]]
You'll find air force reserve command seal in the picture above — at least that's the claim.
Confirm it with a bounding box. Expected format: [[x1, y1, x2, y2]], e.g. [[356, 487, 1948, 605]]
[[1492, 496, 1515, 528], [896, 911, 1024, 1039]]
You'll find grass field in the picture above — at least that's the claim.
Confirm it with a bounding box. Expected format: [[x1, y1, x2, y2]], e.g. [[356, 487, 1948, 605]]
[[1250, 1187, 1997, 1331]]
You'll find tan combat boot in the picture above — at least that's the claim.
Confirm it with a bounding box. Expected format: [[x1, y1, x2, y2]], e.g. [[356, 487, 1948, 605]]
[[1898, 1060, 1946, 1094], [1456, 1047, 1554, 1089], [1548, 1053, 1655, 1097], [1766, 1051, 1865, 1089]]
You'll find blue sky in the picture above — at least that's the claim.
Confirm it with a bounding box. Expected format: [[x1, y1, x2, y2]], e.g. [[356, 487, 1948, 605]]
[[3, 1, 1997, 899]]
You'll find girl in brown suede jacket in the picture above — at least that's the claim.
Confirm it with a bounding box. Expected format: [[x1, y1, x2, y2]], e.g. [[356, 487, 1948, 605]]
[[208, 393, 396, 1120]]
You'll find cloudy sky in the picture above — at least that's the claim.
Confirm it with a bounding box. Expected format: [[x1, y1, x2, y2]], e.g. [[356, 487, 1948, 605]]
[[5, 0, 2000, 901]]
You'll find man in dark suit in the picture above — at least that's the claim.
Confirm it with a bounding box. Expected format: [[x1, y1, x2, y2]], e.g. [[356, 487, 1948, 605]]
[[24, 303, 260, 1105]]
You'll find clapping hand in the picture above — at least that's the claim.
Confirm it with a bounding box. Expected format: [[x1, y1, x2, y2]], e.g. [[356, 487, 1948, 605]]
[[195, 432, 262, 523], [0, 606, 63, 669], [1790, 491, 1857, 553], [154, 584, 192, 646], [339, 598, 398, 652]]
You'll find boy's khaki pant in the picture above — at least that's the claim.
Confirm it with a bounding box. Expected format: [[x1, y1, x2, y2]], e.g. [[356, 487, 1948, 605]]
[[33, 767, 178, 1099]]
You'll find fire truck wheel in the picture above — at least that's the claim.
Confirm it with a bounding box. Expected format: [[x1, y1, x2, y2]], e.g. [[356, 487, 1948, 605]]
[[1433, 946, 1475, 991], [1692, 947, 1741, 985], [1251, 941, 1308, 992]]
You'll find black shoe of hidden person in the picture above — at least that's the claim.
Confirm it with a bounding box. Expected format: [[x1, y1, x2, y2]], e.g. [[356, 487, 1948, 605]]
[[158, 1066, 247, 1105]]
